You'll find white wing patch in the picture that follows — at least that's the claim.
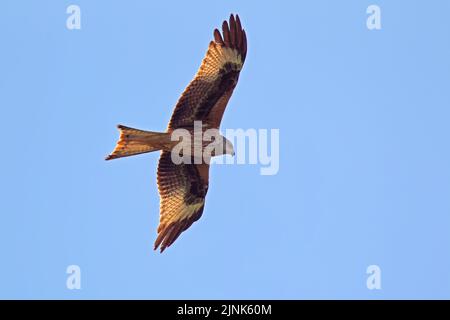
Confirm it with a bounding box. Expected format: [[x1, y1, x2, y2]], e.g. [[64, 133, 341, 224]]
[[159, 198, 204, 230], [198, 42, 243, 82]]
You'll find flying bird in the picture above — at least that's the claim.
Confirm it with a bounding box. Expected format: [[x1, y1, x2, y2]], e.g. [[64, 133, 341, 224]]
[[106, 14, 247, 252]]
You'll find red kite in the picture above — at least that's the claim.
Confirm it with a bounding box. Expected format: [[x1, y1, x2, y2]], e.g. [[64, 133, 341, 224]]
[[106, 14, 247, 252]]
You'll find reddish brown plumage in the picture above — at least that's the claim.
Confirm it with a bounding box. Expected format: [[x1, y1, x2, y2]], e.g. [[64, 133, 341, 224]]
[[153, 14, 247, 252], [155, 152, 208, 252], [167, 14, 247, 130], [107, 14, 247, 253], [214, 29, 224, 45]]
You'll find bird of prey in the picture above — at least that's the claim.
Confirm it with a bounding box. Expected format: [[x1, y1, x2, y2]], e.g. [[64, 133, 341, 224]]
[[106, 14, 247, 252]]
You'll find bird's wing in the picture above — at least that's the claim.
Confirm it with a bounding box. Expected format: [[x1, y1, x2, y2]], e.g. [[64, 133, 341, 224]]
[[167, 14, 247, 130], [155, 151, 209, 252]]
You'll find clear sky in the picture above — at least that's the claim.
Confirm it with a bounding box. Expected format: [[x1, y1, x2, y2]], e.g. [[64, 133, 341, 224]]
[[1, 0, 449, 299]]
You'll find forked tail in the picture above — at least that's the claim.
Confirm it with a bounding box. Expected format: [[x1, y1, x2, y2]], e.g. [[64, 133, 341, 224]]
[[105, 125, 170, 160]]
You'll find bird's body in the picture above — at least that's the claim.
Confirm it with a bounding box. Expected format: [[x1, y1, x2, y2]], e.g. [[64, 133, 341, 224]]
[[106, 14, 247, 252]]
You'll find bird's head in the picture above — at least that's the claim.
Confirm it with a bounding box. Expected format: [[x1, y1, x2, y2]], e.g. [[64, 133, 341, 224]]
[[223, 137, 235, 156], [211, 135, 235, 157]]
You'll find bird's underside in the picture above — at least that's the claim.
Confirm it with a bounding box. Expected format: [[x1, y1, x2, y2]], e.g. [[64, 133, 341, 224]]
[[106, 14, 247, 252]]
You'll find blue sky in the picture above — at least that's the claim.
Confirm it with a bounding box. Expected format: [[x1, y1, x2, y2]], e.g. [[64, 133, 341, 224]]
[[1, 0, 450, 299]]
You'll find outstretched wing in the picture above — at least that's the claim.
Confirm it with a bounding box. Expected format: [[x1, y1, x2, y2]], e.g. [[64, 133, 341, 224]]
[[167, 14, 247, 130], [155, 151, 209, 252]]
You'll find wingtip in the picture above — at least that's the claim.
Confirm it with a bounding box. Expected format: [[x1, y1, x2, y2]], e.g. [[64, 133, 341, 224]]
[[154, 244, 166, 253], [154, 236, 166, 253], [213, 28, 224, 45], [218, 13, 246, 58], [230, 13, 241, 26], [222, 20, 229, 31], [235, 14, 242, 30], [105, 153, 119, 161]]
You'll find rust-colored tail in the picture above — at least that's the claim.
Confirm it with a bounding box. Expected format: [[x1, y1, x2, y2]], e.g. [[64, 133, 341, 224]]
[[105, 125, 170, 160]]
